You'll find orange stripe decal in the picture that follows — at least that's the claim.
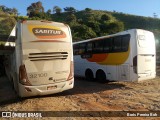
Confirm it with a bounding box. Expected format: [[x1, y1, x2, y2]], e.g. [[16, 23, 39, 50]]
[[86, 46, 130, 65], [30, 40, 67, 42], [87, 54, 108, 62]]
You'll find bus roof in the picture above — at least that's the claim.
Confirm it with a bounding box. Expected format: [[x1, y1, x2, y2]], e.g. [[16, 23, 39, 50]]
[[20, 20, 68, 27], [73, 29, 151, 45]]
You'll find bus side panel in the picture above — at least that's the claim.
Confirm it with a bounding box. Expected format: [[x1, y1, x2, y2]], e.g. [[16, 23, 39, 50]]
[[15, 22, 23, 93], [118, 64, 130, 81], [106, 66, 117, 81], [74, 55, 96, 77]]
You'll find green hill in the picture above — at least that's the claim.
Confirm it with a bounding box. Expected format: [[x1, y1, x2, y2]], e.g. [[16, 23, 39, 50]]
[[109, 11, 160, 41], [52, 10, 124, 41], [1, 9, 160, 42], [109, 11, 160, 29], [52, 10, 160, 41]]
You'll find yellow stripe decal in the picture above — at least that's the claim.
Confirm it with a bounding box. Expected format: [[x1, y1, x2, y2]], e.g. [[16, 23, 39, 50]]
[[98, 47, 130, 65]]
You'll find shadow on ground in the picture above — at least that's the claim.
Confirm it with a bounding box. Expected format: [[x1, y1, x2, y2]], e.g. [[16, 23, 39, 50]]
[[24, 77, 131, 101], [0, 76, 21, 106], [0, 76, 130, 106]]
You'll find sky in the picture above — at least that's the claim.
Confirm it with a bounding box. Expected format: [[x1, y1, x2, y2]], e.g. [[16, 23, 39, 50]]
[[0, 0, 160, 18]]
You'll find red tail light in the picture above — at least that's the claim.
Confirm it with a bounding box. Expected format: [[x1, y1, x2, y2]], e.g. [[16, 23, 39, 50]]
[[19, 64, 31, 86], [67, 61, 74, 80]]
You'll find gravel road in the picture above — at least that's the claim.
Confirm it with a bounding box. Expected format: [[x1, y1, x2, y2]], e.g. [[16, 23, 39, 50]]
[[0, 72, 160, 120]]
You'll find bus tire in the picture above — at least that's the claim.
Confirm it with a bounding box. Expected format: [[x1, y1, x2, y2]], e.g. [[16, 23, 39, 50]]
[[96, 70, 106, 83], [85, 69, 94, 81]]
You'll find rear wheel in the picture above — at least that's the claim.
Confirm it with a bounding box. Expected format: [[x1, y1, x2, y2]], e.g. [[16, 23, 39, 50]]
[[96, 70, 106, 83], [85, 69, 94, 81]]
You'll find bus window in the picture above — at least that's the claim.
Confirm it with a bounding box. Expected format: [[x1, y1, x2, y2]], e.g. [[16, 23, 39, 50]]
[[86, 42, 92, 53], [113, 36, 122, 52], [103, 38, 113, 53], [122, 34, 130, 51], [93, 40, 104, 53], [79, 43, 86, 54], [73, 44, 79, 55]]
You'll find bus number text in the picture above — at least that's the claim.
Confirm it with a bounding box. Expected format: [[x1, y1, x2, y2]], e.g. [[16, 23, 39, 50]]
[[29, 73, 47, 79]]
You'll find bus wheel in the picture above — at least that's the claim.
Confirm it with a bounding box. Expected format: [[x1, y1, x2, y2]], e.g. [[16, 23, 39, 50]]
[[85, 69, 94, 81], [96, 70, 106, 83]]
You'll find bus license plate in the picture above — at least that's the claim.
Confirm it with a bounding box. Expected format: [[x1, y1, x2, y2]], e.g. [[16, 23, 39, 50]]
[[47, 86, 57, 90]]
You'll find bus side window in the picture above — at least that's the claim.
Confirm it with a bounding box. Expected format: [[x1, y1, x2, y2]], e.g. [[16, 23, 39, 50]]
[[113, 36, 122, 52], [93, 40, 104, 53], [79, 43, 86, 54], [122, 35, 130, 52], [86, 42, 92, 54], [103, 38, 113, 53], [73, 44, 79, 55]]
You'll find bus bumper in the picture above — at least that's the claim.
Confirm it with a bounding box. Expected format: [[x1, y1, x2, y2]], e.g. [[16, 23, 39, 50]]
[[137, 72, 156, 81], [18, 79, 74, 97]]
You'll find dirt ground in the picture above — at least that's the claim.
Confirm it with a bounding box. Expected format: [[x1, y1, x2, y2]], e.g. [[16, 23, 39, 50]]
[[0, 68, 160, 120]]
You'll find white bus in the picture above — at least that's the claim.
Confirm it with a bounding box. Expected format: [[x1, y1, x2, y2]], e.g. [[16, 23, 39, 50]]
[[5, 20, 74, 97], [73, 29, 156, 82]]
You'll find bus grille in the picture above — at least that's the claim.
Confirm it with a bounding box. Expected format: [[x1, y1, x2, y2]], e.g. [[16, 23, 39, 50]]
[[28, 52, 68, 61]]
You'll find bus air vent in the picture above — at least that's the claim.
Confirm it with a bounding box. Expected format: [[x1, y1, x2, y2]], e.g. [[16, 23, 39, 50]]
[[28, 52, 68, 61]]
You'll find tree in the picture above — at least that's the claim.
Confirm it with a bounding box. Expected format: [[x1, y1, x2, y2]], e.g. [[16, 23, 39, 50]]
[[85, 8, 92, 12], [101, 14, 111, 21], [64, 7, 77, 14], [86, 21, 100, 35], [0, 5, 18, 16], [46, 9, 51, 15], [153, 13, 158, 18], [53, 6, 62, 15], [27, 1, 44, 17], [0, 17, 16, 35], [66, 14, 77, 22], [0, 5, 6, 12], [107, 21, 124, 34], [11, 8, 18, 16], [72, 24, 97, 41]]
